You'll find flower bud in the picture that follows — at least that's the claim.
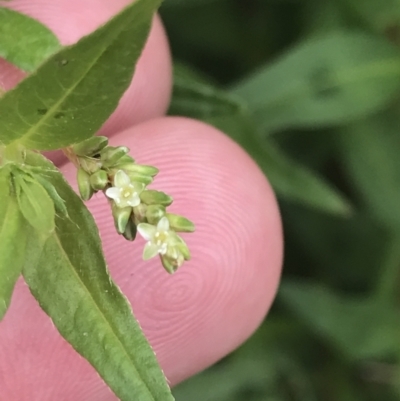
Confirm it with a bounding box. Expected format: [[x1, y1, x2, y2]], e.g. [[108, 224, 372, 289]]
[[89, 170, 109, 191], [125, 172, 153, 186], [140, 190, 173, 206], [79, 157, 102, 174], [132, 203, 147, 225], [160, 251, 184, 274], [77, 168, 94, 201], [100, 146, 130, 167], [166, 213, 195, 232], [113, 154, 135, 165], [175, 241, 191, 261], [146, 205, 166, 225], [122, 218, 137, 241], [112, 205, 132, 234], [71, 136, 108, 156], [118, 163, 159, 177]]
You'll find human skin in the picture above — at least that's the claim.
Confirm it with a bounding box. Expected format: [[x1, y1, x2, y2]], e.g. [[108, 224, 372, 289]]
[[0, 1, 284, 400]]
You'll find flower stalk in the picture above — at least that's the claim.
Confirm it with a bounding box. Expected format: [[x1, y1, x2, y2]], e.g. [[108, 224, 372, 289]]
[[65, 136, 194, 273]]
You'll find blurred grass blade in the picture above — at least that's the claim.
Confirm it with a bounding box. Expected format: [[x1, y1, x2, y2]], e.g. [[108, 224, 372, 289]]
[[169, 63, 246, 119], [0, 7, 61, 72], [339, 109, 400, 229], [251, 138, 352, 216], [169, 63, 351, 215], [208, 115, 352, 216], [0, 0, 162, 151], [22, 152, 175, 401], [231, 31, 400, 132], [0, 167, 27, 321], [279, 280, 400, 361]]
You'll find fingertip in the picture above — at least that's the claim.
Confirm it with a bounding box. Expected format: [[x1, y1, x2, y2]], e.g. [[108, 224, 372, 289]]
[[61, 116, 284, 384]]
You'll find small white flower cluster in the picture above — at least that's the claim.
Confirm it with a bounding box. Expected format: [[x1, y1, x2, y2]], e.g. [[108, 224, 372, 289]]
[[106, 170, 143, 208], [71, 136, 194, 273]]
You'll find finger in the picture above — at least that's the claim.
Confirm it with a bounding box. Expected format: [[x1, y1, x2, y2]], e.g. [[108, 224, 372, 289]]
[[0, 0, 172, 163], [0, 118, 283, 400]]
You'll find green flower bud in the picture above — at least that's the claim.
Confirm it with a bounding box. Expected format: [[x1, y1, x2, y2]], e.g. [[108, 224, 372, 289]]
[[140, 190, 173, 206], [113, 154, 135, 165], [79, 157, 102, 174], [100, 146, 130, 167], [160, 251, 184, 274], [125, 172, 153, 186], [146, 205, 166, 225], [122, 218, 137, 241], [77, 168, 94, 201], [166, 213, 195, 232], [89, 170, 109, 191], [118, 163, 159, 177], [175, 241, 191, 261], [132, 203, 147, 225], [112, 205, 132, 234], [71, 136, 108, 156]]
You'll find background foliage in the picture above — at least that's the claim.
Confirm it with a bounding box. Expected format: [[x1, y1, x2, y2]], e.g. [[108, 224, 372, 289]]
[[160, 0, 400, 400]]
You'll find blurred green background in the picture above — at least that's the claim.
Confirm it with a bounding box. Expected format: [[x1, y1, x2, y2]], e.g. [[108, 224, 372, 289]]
[[159, 0, 400, 400]]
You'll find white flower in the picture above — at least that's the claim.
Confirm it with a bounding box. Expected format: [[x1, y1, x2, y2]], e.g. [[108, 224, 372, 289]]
[[105, 170, 144, 208], [137, 217, 176, 260]]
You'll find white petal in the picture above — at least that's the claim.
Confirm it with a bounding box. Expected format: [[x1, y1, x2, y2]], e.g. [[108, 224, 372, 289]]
[[157, 216, 170, 232], [114, 170, 130, 187], [127, 193, 141, 207], [143, 242, 160, 260], [105, 187, 120, 200], [137, 223, 156, 241]]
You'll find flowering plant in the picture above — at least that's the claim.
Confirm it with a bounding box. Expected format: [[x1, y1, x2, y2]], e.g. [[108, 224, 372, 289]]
[[0, 1, 193, 400]]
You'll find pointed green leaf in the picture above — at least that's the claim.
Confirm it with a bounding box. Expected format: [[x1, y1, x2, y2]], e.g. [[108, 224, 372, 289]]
[[339, 110, 400, 229], [0, 167, 27, 320], [31, 173, 68, 217], [169, 62, 246, 119], [0, 7, 61, 72], [259, 140, 352, 216], [231, 31, 400, 132], [22, 152, 175, 401], [0, 0, 162, 150], [13, 172, 55, 235]]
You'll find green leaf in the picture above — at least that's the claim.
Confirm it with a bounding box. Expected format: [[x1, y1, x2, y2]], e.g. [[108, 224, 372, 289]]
[[258, 140, 352, 216], [30, 172, 68, 217], [0, 167, 28, 320], [339, 109, 400, 229], [169, 63, 246, 119], [210, 116, 352, 215], [279, 280, 400, 361], [0, 0, 162, 150], [231, 31, 400, 132], [22, 152, 175, 401], [0, 7, 61, 72], [13, 171, 55, 235]]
